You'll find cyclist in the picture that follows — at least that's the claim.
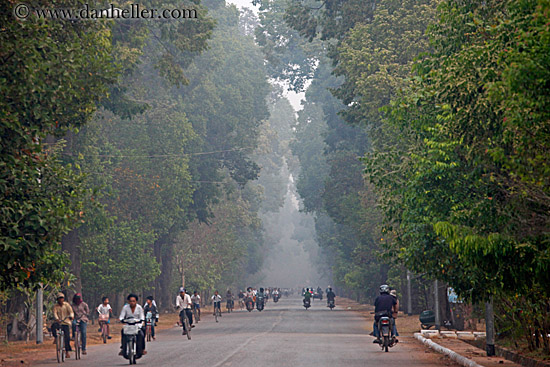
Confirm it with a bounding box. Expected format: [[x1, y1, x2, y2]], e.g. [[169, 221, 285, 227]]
[[191, 291, 201, 321], [52, 292, 74, 359], [97, 296, 112, 339], [176, 287, 194, 335], [118, 294, 146, 356], [211, 291, 222, 316], [71, 293, 89, 355], [326, 287, 336, 307], [238, 290, 245, 308], [225, 289, 234, 311], [143, 296, 158, 340]]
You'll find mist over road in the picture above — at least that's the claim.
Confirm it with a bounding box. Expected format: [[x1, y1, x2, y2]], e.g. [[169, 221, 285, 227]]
[[35, 296, 456, 367]]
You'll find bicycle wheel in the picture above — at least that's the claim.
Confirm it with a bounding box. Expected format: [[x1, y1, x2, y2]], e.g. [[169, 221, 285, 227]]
[[60, 333, 65, 362], [56, 335, 61, 363], [75, 330, 80, 360], [102, 323, 107, 343], [184, 316, 191, 340], [193, 307, 199, 322]]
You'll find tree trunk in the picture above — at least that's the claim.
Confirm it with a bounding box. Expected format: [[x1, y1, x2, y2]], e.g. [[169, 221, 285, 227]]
[[61, 229, 82, 295]]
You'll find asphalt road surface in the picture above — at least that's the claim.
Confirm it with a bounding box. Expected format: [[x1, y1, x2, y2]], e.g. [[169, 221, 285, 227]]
[[35, 296, 456, 366]]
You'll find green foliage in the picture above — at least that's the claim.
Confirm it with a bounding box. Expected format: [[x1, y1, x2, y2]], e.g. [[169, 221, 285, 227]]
[[0, 0, 116, 290]]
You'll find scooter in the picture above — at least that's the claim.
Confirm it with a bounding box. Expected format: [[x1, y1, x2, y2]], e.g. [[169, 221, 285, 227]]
[[303, 298, 311, 310], [121, 318, 143, 364]]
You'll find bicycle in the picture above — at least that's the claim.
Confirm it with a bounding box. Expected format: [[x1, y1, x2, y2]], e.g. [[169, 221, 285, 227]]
[[238, 298, 245, 310], [192, 303, 200, 322], [74, 320, 82, 360], [54, 317, 71, 363], [214, 303, 222, 322], [145, 312, 153, 342], [99, 314, 109, 343], [180, 310, 191, 340], [226, 299, 234, 313]]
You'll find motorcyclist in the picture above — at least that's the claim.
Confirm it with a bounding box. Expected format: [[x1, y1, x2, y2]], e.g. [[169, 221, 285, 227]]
[[326, 287, 336, 306], [373, 285, 397, 344], [245, 287, 255, 308], [256, 288, 266, 310], [303, 287, 312, 306], [118, 293, 146, 356]]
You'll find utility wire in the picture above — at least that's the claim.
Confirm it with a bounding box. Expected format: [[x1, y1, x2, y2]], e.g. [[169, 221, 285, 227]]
[[61, 146, 255, 158]]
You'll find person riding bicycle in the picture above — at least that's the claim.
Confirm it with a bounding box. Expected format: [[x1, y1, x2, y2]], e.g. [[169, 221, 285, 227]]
[[373, 284, 397, 344], [303, 287, 312, 306], [176, 287, 194, 335], [143, 296, 158, 340], [97, 296, 113, 339], [118, 294, 146, 356], [190, 291, 201, 320], [212, 291, 222, 316], [326, 287, 336, 306], [225, 289, 234, 311], [52, 292, 74, 359], [71, 293, 89, 355]]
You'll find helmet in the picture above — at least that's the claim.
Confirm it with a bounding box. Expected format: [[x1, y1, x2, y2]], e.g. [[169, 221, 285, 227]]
[[179, 287, 186, 293], [379, 284, 390, 294]]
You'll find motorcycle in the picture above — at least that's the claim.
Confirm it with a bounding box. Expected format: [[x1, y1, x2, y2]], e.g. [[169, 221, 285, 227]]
[[121, 318, 143, 364], [273, 293, 280, 303], [376, 311, 396, 352], [328, 300, 335, 310], [303, 298, 311, 310], [245, 297, 254, 312], [256, 296, 265, 311]]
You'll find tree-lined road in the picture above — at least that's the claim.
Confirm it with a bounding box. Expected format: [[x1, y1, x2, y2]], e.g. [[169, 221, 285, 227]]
[[35, 297, 456, 366]]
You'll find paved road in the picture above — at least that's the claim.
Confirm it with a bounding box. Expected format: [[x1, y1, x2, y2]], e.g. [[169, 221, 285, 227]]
[[35, 297, 456, 366]]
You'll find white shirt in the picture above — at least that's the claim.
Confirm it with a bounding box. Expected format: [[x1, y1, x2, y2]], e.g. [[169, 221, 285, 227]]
[[119, 304, 144, 322], [211, 294, 222, 303], [176, 294, 192, 311], [191, 294, 201, 304], [97, 304, 112, 315]]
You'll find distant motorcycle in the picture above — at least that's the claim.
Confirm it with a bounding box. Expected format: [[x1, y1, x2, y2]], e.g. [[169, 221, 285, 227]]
[[303, 299, 311, 310], [328, 300, 335, 310], [256, 296, 265, 311], [246, 298, 254, 312], [273, 293, 280, 303]]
